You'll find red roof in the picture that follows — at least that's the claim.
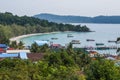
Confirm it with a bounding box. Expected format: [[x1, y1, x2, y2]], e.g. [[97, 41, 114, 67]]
[[51, 44, 61, 47], [0, 48, 4, 51], [0, 48, 5, 53], [7, 48, 14, 50]]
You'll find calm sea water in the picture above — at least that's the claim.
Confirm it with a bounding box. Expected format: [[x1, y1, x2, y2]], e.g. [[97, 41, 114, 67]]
[[20, 23, 120, 54]]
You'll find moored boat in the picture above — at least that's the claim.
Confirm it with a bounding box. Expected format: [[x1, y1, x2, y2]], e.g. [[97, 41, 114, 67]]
[[96, 43, 104, 46], [51, 38, 58, 40], [67, 34, 74, 37], [108, 40, 117, 43], [71, 40, 80, 44], [86, 39, 95, 41]]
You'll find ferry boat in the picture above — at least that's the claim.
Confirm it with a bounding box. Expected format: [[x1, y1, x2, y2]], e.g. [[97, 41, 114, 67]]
[[71, 40, 80, 44]]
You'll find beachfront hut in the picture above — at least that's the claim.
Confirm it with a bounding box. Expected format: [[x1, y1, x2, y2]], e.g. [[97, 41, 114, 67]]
[[35, 40, 49, 46]]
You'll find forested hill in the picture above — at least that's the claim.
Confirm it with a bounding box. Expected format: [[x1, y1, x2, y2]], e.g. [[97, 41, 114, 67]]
[[34, 13, 120, 23], [0, 12, 47, 26], [0, 12, 90, 33], [0, 12, 90, 44]]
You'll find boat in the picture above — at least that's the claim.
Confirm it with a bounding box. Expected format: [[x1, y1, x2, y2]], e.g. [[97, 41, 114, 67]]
[[67, 34, 74, 37], [86, 39, 95, 41], [108, 40, 117, 43], [51, 38, 58, 40], [67, 35, 74, 37], [96, 43, 104, 46], [71, 40, 80, 44]]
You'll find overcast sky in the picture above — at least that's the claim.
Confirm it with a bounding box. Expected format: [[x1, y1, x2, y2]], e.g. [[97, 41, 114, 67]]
[[0, 0, 120, 16]]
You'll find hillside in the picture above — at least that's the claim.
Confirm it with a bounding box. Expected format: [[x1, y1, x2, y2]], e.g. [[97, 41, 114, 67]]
[[0, 12, 90, 44], [34, 13, 120, 23]]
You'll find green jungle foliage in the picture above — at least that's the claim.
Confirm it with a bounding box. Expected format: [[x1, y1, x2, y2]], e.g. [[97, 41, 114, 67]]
[[0, 12, 90, 44], [0, 44, 120, 80]]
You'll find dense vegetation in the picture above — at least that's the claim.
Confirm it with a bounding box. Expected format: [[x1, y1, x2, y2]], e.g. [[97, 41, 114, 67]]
[[35, 13, 120, 23], [0, 44, 120, 80], [1, 12, 120, 80], [0, 12, 90, 44]]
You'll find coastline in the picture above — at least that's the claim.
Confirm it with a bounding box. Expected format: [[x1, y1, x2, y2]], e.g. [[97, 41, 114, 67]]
[[9, 31, 92, 43], [9, 32, 62, 42]]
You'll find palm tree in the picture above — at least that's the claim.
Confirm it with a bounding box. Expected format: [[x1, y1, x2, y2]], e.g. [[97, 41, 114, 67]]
[[18, 41, 24, 49], [10, 41, 17, 49]]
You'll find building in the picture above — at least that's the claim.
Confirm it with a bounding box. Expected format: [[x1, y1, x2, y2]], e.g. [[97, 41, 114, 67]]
[[19, 52, 28, 59], [0, 52, 28, 59], [89, 51, 98, 57], [0, 53, 19, 58], [0, 44, 8, 53], [27, 53, 43, 61], [6, 50, 30, 54], [0, 52, 43, 61], [50, 44, 61, 48], [35, 40, 49, 46], [0, 44, 7, 48]]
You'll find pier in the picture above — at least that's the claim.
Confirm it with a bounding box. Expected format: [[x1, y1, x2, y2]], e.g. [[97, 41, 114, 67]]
[[81, 46, 119, 50]]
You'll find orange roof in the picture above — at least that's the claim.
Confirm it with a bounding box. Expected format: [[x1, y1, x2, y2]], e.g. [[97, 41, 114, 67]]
[[89, 51, 98, 54]]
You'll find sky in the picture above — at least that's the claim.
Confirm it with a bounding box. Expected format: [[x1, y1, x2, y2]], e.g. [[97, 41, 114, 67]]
[[0, 0, 120, 17]]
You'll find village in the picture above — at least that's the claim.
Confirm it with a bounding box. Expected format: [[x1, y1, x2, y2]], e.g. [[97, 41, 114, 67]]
[[0, 38, 120, 64]]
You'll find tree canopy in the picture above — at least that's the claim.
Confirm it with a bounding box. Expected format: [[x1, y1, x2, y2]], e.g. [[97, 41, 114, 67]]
[[0, 12, 90, 44]]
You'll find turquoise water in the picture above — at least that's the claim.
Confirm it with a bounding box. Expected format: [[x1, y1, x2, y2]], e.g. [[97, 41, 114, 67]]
[[20, 23, 120, 55]]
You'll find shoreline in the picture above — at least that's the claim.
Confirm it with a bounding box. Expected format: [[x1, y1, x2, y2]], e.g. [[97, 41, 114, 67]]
[[9, 31, 93, 42], [9, 32, 62, 42]]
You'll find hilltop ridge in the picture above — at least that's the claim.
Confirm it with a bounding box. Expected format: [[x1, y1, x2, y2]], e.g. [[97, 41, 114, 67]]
[[34, 13, 120, 23]]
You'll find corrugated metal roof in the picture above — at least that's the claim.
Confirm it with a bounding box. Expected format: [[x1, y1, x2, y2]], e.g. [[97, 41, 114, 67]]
[[0, 44, 7, 48], [19, 52, 28, 59], [0, 53, 18, 58]]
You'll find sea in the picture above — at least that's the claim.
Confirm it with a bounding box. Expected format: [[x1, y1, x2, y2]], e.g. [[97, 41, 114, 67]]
[[20, 23, 120, 55]]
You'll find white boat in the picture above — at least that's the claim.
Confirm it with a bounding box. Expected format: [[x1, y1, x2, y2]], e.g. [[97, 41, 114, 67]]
[[67, 34, 74, 37], [71, 40, 80, 44]]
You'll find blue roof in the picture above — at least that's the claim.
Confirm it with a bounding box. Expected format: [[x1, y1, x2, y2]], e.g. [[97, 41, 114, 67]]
[[19, 52, 28, 59], [35, 40, 48, 46], [0, 53, 18, 58], [0, 44, 7, 48]]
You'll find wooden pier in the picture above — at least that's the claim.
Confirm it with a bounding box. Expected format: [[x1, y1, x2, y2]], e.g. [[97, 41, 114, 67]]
[[82, 46, 119, 50]]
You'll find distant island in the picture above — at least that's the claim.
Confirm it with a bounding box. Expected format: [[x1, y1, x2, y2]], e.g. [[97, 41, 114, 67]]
[[34, 13, 120, 23]]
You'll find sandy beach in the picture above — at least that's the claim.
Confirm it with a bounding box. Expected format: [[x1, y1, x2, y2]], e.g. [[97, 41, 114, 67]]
[[9, 32, 61, 42]]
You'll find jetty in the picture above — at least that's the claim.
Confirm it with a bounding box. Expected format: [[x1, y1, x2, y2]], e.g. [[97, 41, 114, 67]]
[[82, 46, 118, 50]]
